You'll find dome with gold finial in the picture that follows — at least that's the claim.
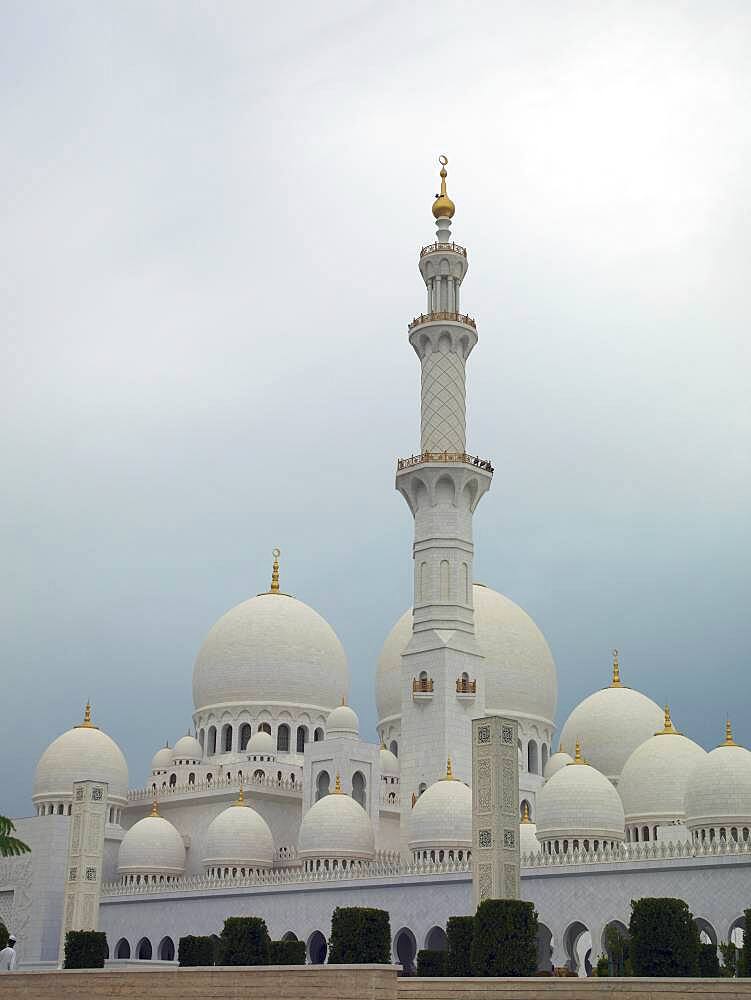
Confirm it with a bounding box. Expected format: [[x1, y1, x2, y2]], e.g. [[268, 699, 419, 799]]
[[33, 702, 129, 810], [325, 701, 359, 740], [117, 801, 186, 882], [151, 742, 174, 774], [684, 720, 751, 840], [203, 787, 274, 873], [618, 706, 706, 834], [192, 548, 349, 720], [543, 746, 574, 780], [520, 801, 541, 858], [558, 650, 663, 784], [431, 155, 456, 219], [297, 774, 375, 867], [408, 759, 472, 860]]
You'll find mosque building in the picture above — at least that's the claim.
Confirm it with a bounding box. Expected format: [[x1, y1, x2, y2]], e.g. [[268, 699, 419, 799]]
[[3, 161, 750, 976]]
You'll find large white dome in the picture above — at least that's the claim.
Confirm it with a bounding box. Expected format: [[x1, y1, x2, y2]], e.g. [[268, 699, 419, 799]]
[[536, 749, 625, 846], [172, 735, 203, 765], [376, 584, 556, 727], [203, 794, 274, 869], [150, 744, 173, 773], [193, 592, 348, 714], [543, 749, 573, 780], [326, 704, 359, 740], [618, 709, 706, 827], [684, 725, 751, 834], [33, 705, 129, 806], [298, 784, 375, 861], [559, 658, 663, 783], [118, 809, 186, 877], [409, 768, 472, 853]]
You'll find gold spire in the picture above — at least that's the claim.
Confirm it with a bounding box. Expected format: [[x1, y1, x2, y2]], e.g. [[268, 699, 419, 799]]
[[444, 757, 455, 780], [723, 719, 736, 747], [341, 695, 346, 706], [334, 773, 343, 794], [233, 783, 246, 807], [270, 548, 281, 593], [431, 155, 456, 219], [569, 740, 586, 765], [521, 801, 531, 824], [610, 649, 622, 687], [151, 799, 159, 817], [75, 701, 99, 730], [655, 705, 680, 736]]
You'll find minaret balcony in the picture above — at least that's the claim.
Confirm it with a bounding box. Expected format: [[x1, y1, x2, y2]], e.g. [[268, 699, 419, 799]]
[[397, 451, 494, 474], [408, 311, 476, 332], [412, 676, 434, 700], [420, 241, 467, 259], [456, 676, 477, 698]]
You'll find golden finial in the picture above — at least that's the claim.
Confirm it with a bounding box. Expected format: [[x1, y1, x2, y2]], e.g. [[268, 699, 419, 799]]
[[723, 719, 736, 747], [445, 757, 455, 780], [75, 701, 99, 730], [610, 649, 622, 687], [431, 155, 456, 220], [521, 801, 531, 824], [269, 548, 281, 594], [151, 799, 159, 817], [655, 705, 679, 736], [569, 740, 586, 765], [334, 773, 342, 794], [234, 783, 246, 807]]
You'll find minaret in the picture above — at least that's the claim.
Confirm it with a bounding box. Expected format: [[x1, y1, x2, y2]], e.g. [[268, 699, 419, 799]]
[[396, 157, 493, 847]]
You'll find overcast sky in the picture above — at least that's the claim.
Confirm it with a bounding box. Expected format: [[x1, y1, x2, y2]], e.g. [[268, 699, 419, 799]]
[[2, 1, 750, 817]]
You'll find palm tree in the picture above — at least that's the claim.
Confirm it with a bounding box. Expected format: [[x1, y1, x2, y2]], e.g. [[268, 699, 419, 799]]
[[0, 815, 30, 857]]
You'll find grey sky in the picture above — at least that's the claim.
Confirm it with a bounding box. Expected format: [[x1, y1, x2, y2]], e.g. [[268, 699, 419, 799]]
[[1, 1, 749, 817]]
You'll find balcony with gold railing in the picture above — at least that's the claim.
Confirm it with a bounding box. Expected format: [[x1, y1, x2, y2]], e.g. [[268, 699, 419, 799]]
[[408, 311, 476, 332], [420, 241, 467, 259], [396, 451, 494, 474], [412, 676, 434, 700], [456, 677, 477, 696]]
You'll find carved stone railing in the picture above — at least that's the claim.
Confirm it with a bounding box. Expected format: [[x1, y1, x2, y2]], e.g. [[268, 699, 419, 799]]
[[101, 852, 465, 898], [456, 677, 477, 694], [408, 311, 475, 331], [397, 451, 494, 474], [128, 770, 302, 803], [380, 789, 400, 809], [420, 241, 467, 259], [412, 676, 434, 695], [522, 836, 751, 869]]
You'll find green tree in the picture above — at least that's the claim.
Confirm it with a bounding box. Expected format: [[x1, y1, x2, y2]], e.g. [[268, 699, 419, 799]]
[[0, 816, 30, 858], [629, 898, 700, 977]]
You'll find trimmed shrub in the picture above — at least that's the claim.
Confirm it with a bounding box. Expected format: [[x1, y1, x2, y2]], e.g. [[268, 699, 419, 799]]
[[63, 930, 108, 969], [270, 939, 306, 965], [178, 935, 215, 967], [595, 954, 609, 977], [417, 949, 447, 976], [719, 941, 738, 978], [698, 942, 720, 977], [328, 907, 390, 964], [219, 917, 270, 966], [470, 899, 538, 977], [446, 916, 473, 977], [0, 921, 8, 951], [629, 898, 700, 977]]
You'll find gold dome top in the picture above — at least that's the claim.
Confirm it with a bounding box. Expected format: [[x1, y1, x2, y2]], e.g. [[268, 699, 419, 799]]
[[432, 155, 456, 219], [74, 701, 99, 730], [655, 705, 680, 736]]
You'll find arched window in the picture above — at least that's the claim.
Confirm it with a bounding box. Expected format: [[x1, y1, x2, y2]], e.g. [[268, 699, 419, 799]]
[[115, 938, 130, 959], [158, 937, 175, 961], [277, 724, 290, 753], [168, 773, 176, 787], [520, 799, 532, 821], [206, 773, 213, 784], [418, 782, 427, 796], [316, 770, 330, 800], [439, 559, 450, 601], [259, 722, 271, 735], [239, 723, 252, 751], [541, 743, 549, 773], [137, 937, 152, 960], [352, 771, 366, 809], [221, 723, 233, 753], [527, 740, 539, 775], [389, 740, 398, 757], [198, 728, 205, 751], [188, 773, 195, 785], [296, 725, 308, 753], [642, 826, 650, 842], [314, 727, 324, 742], [207, 726, 217, 755], [253, 769, 265, 781]]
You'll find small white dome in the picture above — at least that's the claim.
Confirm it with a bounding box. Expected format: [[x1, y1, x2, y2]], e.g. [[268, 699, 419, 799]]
[[33, 706, 129, 806], [619, 710, 706, 826], [376, 584, 556, 730], [151, 744, 173, 772], [118, 809, 186, 877], [326, 704, 359, 739], [544, 749, 574, 780], [520, 818, 541, 858], [536, 749, 625, 845], [559, 658, 663, 782], [684, 725, 751, 834], [246, 731, 274, 756], [193, 591, 348, 714], [379, 746, 400, 774], [172, 735, 203, 764], [298, 784, 375, 861], [204, 794, 274, 869], [409, 768, 472, 853]]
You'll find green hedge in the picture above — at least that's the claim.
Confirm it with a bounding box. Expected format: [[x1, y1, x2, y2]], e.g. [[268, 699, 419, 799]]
[[328, 907, 391, 964], [470, 899, 538, 977], [446, 916, 473, 977], [698, 942, 720, 977], [629, 898, 700, 976], [178, 935, 215, 966], [270, 939, 306, 965], [219, 917, 271, 966], [0, 921, 8, 951], [417, 949, 447, 976], [63, 930, 108, 969]]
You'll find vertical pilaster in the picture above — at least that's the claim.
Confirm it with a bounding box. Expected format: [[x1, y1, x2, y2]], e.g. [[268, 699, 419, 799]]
[[58, 779, 108, 965], [472, 716, 520, 907]]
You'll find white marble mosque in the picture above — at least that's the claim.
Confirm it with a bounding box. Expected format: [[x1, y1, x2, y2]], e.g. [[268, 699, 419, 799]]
[[3, 160, 750, 976]]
